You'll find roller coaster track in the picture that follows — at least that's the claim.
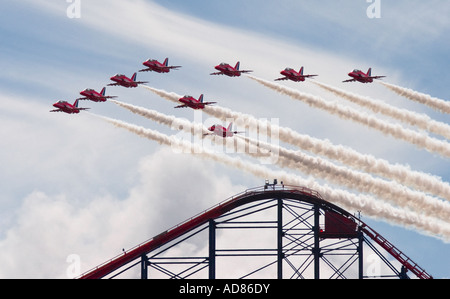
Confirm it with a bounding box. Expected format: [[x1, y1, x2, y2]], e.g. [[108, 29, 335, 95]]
[[360, 225, 432, 279], [78, 185, 432, 279]]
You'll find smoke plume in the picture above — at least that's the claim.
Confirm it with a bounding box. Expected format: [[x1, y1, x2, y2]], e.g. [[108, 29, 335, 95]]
[[312, 80, 450, 140], [110, 101, 450, 221], [142, 85, 450, 201], [247, 75, 450, 158], [380, 82, 450, 114], [98, 115, 450, 242]]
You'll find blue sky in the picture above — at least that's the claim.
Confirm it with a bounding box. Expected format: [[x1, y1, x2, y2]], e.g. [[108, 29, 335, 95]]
[[0, 0, 448, 278], [155, 0, 449, 93]]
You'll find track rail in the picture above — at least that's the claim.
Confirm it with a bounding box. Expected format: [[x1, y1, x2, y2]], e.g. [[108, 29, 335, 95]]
[[360, 225, 433, 279], [78, 185, 432, 279]]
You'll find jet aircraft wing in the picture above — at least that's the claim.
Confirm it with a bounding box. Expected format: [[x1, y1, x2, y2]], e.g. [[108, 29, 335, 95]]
[[369, 75, 386, 80]]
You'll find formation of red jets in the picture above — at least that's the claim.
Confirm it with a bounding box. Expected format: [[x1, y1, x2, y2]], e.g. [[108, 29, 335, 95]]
[[51, 57, 386, 136]]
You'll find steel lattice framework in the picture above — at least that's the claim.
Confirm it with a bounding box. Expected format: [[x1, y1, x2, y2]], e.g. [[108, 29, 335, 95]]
[[79, 184, 432, 279]]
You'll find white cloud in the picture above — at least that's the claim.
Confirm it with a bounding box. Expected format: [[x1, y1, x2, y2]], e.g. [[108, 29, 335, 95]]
[[0, 148, 245, 278]]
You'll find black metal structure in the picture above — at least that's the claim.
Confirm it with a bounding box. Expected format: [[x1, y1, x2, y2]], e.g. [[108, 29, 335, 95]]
[[80, 183, 432, 279]]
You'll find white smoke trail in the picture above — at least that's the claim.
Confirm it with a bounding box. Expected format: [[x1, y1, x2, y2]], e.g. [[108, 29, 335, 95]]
[[141, 85, 180, 104], [380, 82, 450, 114], [111, 99, 255, 156], [142, 85, 450, 201], [111, 100, 450, 221], [98, 115, 450, 242], [110, 99, 208, 138], [239, 135, 450, 222], [247, 75, 450, 158], [312, 80, 450, 140]]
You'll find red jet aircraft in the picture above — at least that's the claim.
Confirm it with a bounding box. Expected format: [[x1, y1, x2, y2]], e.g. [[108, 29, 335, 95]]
[[108, 73, 148, 88], [50, 100, 89, 114], [210, 61, 252, 77], [275, 67, 318, 82], [77, 87, 117, 102], [175, 94, 217, 110], [139, 58, 181, 73], [205, 123, 244, 138], [343, 68, 386, 83]]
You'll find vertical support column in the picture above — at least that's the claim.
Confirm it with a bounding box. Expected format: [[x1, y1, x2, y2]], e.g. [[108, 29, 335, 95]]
[[313, 204, 321, 279], [277, 198, 283, 279], [209, 219, 216, 279], [358, 230, 364, 279], [141, 254, 148, 279]]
